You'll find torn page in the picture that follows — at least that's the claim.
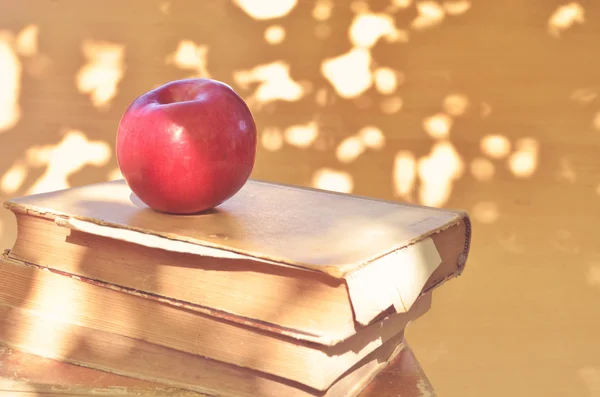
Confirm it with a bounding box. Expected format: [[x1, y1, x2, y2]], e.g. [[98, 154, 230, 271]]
[[345, 237, 442, 326]]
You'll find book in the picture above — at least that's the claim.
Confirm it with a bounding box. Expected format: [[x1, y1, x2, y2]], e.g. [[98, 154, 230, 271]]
[[0, 266, 411, 397], [0, 255, 431, 391], [4, 179, 471, 344], [0, 336, 436, 397]]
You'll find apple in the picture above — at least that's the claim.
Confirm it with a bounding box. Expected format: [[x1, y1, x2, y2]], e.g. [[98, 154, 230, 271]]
[[116, 78, 257, 214]]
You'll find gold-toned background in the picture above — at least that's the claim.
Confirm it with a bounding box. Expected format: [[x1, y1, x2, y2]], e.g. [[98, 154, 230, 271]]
[[1, 1, 599, 396]]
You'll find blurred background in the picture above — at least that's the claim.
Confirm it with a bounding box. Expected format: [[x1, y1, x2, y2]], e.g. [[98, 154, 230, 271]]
[[1, 0, 599, 395]]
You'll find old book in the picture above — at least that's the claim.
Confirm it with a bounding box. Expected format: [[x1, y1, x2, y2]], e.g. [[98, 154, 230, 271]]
[[0, 255, 431, 391], [0, 277, 411, 397], [0, 340, 435, 397], [4, 179, 471, 344]]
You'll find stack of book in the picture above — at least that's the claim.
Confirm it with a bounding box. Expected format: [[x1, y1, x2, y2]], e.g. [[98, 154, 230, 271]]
[[0, 179, 471, 397]]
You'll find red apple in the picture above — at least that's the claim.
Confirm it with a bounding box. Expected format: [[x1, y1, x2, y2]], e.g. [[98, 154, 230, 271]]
[[116, 78, 257, 214]]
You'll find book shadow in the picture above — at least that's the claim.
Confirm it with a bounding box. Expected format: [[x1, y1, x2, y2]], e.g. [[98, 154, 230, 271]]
[[128, 192, 222, 216]]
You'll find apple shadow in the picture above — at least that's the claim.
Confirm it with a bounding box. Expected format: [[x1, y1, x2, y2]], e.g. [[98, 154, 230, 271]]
[[128, 192, 223, 216]]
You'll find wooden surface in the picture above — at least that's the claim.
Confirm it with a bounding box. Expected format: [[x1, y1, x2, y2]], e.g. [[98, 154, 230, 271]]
[[1, 1, 600, 396], [0, 343, 435, 397]]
